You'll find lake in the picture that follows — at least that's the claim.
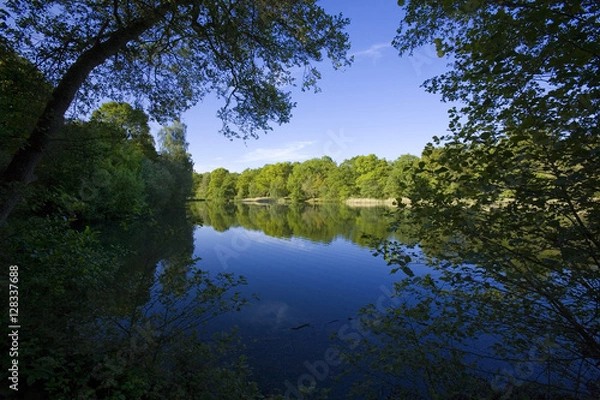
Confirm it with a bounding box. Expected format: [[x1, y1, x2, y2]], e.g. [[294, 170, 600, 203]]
[[186, 202, 419, 398], [95, 202, 415, 397], [95, 201, 596, 399]]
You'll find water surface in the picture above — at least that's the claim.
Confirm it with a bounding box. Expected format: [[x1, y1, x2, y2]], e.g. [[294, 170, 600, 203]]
[[184, 203, 421, 396], [102, 202, 593, 398]]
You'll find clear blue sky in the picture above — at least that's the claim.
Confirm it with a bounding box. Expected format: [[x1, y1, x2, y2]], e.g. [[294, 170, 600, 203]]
[[179, 1, 452, 173]]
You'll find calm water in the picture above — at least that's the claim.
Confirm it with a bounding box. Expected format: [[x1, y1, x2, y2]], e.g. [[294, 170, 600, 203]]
[[187, 202, 421, 397], [100, 202, 594, 398]]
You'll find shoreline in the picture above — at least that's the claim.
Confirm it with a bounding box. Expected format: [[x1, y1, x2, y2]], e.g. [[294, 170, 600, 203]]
[[343, 197, 408, 207], [196, 196, 409, 207]]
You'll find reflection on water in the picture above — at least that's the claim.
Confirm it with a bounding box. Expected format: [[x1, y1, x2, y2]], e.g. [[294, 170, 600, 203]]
[[242, 300, 292, 330], [187, 203, 419, 397], [95, 202, 419, 398], [188, 201, 416, 246], [93, 202, 599, 399]]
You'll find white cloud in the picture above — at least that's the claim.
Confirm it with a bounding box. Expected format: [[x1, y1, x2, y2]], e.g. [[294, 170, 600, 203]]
[[194, 163, 225, 173], [352, 43, 392, 62], [238, 141, 317, 164]]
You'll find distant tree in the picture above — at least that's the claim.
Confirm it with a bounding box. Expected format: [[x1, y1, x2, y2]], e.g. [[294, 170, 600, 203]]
[[157, 121, 194, 201], [248, 166, 272, 198], [192, 172, 202, 196], [324, 161, 358, 200], [0, 0, 351, 225], [141, 157, 175, 211], [207, 168, 236, 200], [384, 154, 419, 199], [260, 162, 294, 198], [158, 121, 189, 162], [235, 168, 258, 200], [224, 172, 239, 200], [348, 154, 391, 198], [287, 156, 336, 201], [194, 172, 212, 200]]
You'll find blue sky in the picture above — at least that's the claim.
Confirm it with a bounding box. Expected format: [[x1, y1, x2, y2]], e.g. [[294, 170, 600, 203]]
[[180, 1, 452, 173]]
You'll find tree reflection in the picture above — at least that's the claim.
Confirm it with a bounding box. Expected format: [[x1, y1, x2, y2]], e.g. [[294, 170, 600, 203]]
[[0, 208, 262, 398], [188, 201, 418, 247], [337, 205, 600, 399]]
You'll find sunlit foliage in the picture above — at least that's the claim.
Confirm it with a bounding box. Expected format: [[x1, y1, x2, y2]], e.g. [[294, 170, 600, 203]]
[[344, 1, 600, 398], [195, 153, 418, 202], [0, 0, 352, 225]]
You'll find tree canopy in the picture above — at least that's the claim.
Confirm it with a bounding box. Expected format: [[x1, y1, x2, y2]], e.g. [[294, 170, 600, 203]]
[[345, 1, 600, 397], [395, 0, 599, 145], [2, 0, 351, 131], [35, 102, 193, 220], [0, 0, 351, 225]]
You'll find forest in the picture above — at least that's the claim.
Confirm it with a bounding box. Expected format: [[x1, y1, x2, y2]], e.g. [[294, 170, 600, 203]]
[[1, 0, 599, 399], [193, 154, 418, 202]]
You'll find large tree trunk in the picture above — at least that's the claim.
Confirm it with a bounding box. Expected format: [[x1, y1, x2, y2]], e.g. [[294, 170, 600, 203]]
[[0, 9, 168, 226]]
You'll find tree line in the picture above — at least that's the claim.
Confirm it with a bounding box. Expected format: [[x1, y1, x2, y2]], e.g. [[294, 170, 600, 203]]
[[194, 153, 419, 202], [0, 46, 194, 221]]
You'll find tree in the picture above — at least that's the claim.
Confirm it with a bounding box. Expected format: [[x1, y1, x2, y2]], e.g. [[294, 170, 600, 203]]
[[195, 172, 212, 200], [324, 161, 358, 200], [394, 0, 599, 146], [158, 121, 190, 162], [36, 114, 150, 220], [142, 157, 176, 211], [362, 1, 600, 396], [0, 45, 51, 171], [223, 172, 239, 200], [348, 154, 391, 199], [0, 0, 351, 225], [255, 162, 293, 198], [157, 121, 194, 201], [248, 165, 272, 198], [287, 156, 336, 201], [384, 154, 419, 199], [91, 101, 157, 159], [206, 168, 236, 200], [235, 168, 258, 200]]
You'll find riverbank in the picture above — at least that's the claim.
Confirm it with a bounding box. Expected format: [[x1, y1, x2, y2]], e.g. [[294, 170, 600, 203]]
[[241, 197, 409, 207], [238, 197, 286, 205], [199, 196, 409, 207], [343, 197, 409, 207]]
